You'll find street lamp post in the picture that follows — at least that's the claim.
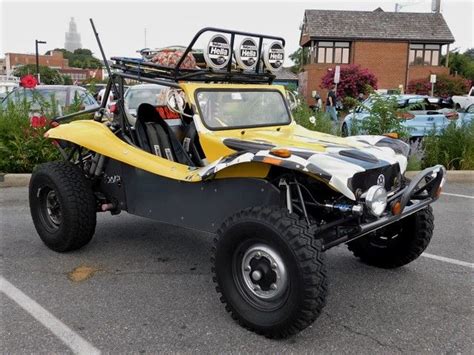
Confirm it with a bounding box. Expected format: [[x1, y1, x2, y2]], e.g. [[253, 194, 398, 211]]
[[35, 40, 47, 83]]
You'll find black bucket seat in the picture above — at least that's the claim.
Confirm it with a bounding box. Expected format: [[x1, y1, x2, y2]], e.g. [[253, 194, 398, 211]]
[[135, 103, 194, 166]]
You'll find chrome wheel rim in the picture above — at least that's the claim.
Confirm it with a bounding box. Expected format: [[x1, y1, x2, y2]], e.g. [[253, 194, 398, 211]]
[[240, 244, 288, 300]]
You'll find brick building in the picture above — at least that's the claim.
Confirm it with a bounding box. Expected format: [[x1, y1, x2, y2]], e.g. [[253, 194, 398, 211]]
[[298, 9, 455, 105], [5, 51, 69, 73], [4, 50, 102, 83]]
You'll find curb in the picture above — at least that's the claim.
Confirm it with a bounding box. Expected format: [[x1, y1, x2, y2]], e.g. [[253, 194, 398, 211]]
[[1, 170, 473, 188], [0, 174, 32, 188]]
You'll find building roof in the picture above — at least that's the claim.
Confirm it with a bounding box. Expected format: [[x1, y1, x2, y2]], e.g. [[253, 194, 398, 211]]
[[302, 9, 455, 44], [274, 67, 298, 81]]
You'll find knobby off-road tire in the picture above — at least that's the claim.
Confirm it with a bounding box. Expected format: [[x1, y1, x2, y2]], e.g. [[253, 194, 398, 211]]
[[29, 161, 97, 252], [211, 207, 328, 338], [348, 206, 434, 269]]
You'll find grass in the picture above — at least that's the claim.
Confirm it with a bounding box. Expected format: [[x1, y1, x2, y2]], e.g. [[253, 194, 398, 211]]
[[422, 121, 474, 170]]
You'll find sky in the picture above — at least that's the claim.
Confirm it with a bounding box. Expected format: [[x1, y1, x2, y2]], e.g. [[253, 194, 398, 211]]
[[0, 0, 473, 66]]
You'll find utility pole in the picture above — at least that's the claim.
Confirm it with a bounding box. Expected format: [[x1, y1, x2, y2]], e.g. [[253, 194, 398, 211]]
[[35, 40, 47, 83]]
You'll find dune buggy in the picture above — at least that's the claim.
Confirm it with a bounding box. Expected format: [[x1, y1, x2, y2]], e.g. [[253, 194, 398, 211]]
[[29, 22, 445, 338]]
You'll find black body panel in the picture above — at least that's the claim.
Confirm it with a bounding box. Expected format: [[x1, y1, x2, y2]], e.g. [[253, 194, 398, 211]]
[[101, 159, 280, 233], [349, 164, 401, 193]]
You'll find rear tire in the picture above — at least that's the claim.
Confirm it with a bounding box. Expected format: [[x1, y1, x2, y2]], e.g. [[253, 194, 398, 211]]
[[348, 206, 434, 268], [212, 207, 327, 338], [29, 161, 97, 252]]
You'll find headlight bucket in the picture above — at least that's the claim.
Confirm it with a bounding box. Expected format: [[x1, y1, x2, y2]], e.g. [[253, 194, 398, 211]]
[[365, 185, 388, 217]]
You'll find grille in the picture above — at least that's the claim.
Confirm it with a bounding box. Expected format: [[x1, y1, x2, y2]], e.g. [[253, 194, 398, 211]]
[[349, 164, 401, 193]]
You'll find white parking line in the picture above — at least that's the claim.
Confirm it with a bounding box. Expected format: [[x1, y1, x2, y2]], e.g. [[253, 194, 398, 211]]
[[0, 276, 101, 355], [421, 253, 474, 269], [442, 192, 474, 199]]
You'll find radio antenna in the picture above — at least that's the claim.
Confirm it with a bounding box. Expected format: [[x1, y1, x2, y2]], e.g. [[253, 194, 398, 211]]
[[90, 18, 112, 79]]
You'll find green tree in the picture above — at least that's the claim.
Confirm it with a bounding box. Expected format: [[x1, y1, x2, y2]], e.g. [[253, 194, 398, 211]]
[[45, 48, 102, 69], [441, 48, 474, 82], [289, 47, 309, 73], [13, 64, 65, 85], [62, 75, 73, 85]]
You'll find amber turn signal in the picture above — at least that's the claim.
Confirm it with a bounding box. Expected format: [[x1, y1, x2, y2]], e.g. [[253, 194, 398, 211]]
[[435, 186, 443, 198], [391, 201, 402, 215], [262, 156, 283, 166], [383, 132, 399, 139], [270, 148, 292, 158]]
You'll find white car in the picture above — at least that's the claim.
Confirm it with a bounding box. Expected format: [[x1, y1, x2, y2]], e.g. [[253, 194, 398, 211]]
[[452, 86, 474, 110]]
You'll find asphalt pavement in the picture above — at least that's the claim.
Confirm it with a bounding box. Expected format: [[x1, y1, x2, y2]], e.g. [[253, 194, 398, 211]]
[[0, 182, 473, 353]]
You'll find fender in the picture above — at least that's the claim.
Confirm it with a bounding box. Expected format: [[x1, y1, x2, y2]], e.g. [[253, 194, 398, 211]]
[[45, 120, 202, 182], [199, 136, 408, 201]]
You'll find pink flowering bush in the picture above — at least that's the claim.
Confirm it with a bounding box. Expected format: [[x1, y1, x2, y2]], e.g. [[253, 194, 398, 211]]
[[320, 65, 377, 100], [407, 74, 471, 97]]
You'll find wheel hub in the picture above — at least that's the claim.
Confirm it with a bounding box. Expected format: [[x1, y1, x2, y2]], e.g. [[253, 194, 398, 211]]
[[241, 244, 287, 300], [45, 190, 61, 226]]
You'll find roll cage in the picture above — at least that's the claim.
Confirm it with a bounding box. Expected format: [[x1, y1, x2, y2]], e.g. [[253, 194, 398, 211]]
[[53, 20, 286, 146]]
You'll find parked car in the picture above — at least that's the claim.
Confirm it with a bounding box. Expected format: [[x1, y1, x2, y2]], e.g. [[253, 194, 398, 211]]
[[1, 85, 99, 116], [124, 84, 166, 116], [342, 94, 458, 138], [0, 75, 19, 101], [456, 103, 474, 128], [452, 86, 474, 110]]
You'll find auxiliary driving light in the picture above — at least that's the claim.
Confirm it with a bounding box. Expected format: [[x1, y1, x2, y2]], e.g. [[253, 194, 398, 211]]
[[365, 185, 388, 217]]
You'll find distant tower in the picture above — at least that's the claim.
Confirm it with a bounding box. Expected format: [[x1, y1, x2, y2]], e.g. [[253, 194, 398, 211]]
[[65, 17, 82, 52]]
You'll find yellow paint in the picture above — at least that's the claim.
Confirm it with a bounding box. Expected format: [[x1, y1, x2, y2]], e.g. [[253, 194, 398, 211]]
[[47, 83, 366, 183], [46, 121, 202, 182], [67, 265, 100, 282], [214, 162, 270, 179], [195, 123, 363, 162], [179, 82, 365, 162], [179, 82, 287, 96]]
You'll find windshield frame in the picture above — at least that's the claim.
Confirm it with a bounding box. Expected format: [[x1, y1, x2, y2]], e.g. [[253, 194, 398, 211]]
[[194, 88, 292, 131]]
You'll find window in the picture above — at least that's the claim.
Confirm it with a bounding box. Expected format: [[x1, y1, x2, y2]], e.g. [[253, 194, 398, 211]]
[[314, 41, 350, 64], [409, 44, 440, 66], [196, 90, 290, 130]]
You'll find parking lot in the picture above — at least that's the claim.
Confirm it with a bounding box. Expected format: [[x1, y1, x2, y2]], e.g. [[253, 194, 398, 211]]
[[1, 182, 472, 353]]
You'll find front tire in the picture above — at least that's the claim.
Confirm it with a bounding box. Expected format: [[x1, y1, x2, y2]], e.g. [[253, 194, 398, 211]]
[[212, 207, 327, 338], [348, 206, 434, 268], [29, 161, 97, 252]]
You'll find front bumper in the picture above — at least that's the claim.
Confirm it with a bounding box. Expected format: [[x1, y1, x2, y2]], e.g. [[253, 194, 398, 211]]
[[323, 165, 446, 250]]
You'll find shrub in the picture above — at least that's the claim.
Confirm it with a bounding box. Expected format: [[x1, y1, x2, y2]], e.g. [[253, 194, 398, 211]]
[[406, 140, 423, 171], [422, 121, 474, 170], [14, 64, 69, 85], [0, 100, 60, 173], [292, 99, 336, 135], [321, 65, 377, 100], [0, 90, 86, 173], [407, 74, 470, 97], [349, 92, 410, 137]]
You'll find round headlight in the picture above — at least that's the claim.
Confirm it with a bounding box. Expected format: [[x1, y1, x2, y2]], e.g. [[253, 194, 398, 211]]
[[365, 186, 388, 217]]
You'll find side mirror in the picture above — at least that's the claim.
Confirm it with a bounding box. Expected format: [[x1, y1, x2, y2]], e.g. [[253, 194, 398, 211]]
[[166, 89, 186, 114], [286, 91, 298, 110]]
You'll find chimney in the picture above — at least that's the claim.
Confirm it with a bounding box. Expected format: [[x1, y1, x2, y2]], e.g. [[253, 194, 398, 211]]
[[431, 0, 441, 13]]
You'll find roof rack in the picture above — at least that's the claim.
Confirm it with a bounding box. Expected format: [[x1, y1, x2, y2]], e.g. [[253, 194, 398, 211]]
[[110, 27, 286, 85]]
